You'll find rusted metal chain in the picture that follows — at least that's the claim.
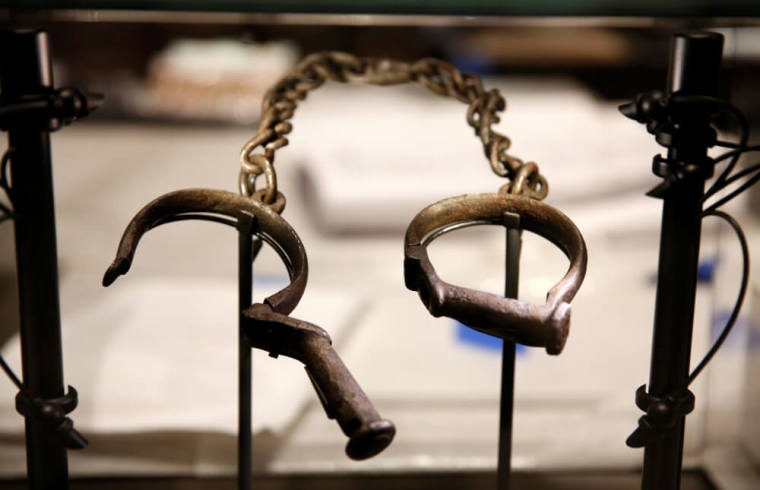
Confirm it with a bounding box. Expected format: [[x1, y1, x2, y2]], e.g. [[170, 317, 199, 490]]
[[239, 52, 548, 207]]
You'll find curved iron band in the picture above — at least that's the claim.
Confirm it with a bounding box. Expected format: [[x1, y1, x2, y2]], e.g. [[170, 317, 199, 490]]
[[102, 188, 307, 315], [404, 193, 587, 355], [102, 188, 395, 459]]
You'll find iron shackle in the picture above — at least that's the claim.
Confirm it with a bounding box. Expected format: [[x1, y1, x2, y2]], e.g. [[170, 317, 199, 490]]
[[102, 188, 306, 313], [103, 188, 395, 459], [404, 193, 587, 355]]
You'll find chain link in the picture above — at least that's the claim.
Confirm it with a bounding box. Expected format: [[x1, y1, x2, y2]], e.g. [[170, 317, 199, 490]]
[[239, 52, 548, 207]]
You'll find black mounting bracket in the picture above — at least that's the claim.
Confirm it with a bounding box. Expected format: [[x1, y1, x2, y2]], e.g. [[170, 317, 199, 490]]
[[15, 386, 88, 450], [620, 90, 729, 197], [0, 86, 102, 132], [626, 384, 695, 448]]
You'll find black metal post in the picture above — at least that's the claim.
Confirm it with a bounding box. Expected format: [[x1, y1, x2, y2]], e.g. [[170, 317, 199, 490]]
[[238, 214, 255, 490], [640, 33, 723, 490], [497, 213, 521, 490], [0, 29, 70, 488]]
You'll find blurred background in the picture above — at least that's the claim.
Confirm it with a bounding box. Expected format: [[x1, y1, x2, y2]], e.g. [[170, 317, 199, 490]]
[[0, 9, 758, 489]]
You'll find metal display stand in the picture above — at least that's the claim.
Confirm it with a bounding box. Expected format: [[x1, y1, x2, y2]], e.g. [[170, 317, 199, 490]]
[[0, 29, 96, 489], [637, 34, 721, 490], [497, 214, 521, 490], [237, 215, 261, 490], [238, 218, 254, 490], [620, 32, 754, 490]]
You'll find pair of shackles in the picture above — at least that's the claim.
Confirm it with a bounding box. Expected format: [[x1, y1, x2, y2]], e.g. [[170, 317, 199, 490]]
[[103, 52, 587, 462]]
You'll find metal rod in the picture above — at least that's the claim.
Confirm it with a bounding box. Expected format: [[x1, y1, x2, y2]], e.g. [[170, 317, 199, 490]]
[[0, 28, 70, 489], [640, 32, 723, 490], [238, 214, 255, 490], [497, 212, 521, 490], [642, 180, 704, 490]]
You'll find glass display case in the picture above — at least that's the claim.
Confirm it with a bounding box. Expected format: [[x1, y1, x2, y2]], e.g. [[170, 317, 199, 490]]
[[0, 4, 758, 489]]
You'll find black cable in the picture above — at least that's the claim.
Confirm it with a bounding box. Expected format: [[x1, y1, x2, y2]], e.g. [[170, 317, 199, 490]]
[[704, 170, 760, 214], [0, 148, 10, 185], [703, 145, 760, 202], [713, 162, 760, 190], [0, 148, 12, 204], [702, 101, 749, 198], [688, 210, 749, 385], [0, 149, 21, 390], [714, 140, 744, 149], [2, 353, 88, 449], [711, 144, 760, 165], [0, 354, 23, 390], [710, 102, 749, 188], [703, 157, 760, 212], [0, 201, 13, 222]]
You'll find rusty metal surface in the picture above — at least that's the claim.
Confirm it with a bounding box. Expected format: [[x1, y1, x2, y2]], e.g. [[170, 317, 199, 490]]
[[243, 304, 395, 461], [404, 193, 587, 355], [238, 51, 548, 204], [102, 187, 395, 460], [102, 188, 305, 314], [99, 52, 590, 466]]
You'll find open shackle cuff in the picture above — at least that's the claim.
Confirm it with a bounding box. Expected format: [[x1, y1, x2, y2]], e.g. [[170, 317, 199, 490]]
[[103, 188, 306, 314], [404, 193, 587, 355]]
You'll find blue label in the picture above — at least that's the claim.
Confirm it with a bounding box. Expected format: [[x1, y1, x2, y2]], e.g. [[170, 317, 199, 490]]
[[455, 321, 527, 355]]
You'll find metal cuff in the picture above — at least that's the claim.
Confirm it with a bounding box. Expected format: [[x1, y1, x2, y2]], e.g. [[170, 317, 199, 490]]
[[103, 188, 307, 315], [404, 193, 587, 355]]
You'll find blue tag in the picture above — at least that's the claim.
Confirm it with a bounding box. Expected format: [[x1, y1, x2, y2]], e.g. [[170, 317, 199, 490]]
[[455, 321, 526, 355]]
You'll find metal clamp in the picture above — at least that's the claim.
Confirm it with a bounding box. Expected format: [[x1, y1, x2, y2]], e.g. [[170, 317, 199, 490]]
[[243, 304, 395, 460], [626, 385, 695, 448], [404, 193, 587, 355], [0, 86, 103, 132], [15, 386, 87, 450]]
